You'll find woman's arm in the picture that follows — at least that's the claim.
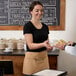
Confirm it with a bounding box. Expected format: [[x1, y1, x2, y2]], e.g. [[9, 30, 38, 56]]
[[24, 34, 52, 50]]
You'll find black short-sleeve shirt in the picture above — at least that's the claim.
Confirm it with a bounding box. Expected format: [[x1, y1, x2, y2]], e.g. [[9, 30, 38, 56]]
[[23, 21, 49, 52]]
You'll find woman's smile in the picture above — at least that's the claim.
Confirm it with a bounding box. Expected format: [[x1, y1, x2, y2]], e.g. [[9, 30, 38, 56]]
[[31, 5, 44, 20]]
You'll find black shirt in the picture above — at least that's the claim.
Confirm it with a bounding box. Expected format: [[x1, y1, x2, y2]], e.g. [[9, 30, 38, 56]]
[[23, 21, 49, 52]]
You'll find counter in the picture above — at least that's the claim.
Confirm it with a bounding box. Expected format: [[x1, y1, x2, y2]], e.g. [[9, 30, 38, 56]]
[[0, 49, 59, 56], [0, 49, 59, 76]]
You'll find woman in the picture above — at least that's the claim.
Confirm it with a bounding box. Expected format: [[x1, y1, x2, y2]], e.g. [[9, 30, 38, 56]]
[[23, 1, 52, 76]]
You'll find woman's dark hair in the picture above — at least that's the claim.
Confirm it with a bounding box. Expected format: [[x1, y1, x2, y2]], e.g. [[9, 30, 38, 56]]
[[29, 1, 43, 12]]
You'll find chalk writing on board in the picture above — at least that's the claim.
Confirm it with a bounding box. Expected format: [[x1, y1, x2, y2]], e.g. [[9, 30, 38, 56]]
[[0, 0, 60, 26]]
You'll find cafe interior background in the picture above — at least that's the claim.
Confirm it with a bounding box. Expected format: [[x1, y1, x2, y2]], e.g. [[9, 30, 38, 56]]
[[0, 0, 76, 76], [0, 0, 76, 42]]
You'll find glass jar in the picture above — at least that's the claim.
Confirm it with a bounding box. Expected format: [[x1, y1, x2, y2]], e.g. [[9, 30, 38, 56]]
[[7, 39, 14, 49], [17, 39, 24, 50], [0, 39, 6, 50]]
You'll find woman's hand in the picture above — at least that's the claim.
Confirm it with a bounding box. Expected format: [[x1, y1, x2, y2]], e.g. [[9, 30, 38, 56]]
[[67, 41, 76, 46], [43, 40, 53, 51], [54, 44, 65, 50]]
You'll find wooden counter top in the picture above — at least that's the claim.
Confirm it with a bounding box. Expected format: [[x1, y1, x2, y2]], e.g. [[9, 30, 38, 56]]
[[0, 49, 59, 56]]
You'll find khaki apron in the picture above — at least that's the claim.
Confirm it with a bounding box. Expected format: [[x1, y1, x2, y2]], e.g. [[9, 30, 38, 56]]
[[23, 50, 49, 75]]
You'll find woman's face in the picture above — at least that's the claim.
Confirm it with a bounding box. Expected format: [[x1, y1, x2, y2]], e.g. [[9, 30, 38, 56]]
[[30, 5, 44, 20]]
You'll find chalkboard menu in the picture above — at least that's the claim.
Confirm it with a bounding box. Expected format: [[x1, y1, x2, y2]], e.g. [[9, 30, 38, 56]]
[[0, 0, 60, 26]]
